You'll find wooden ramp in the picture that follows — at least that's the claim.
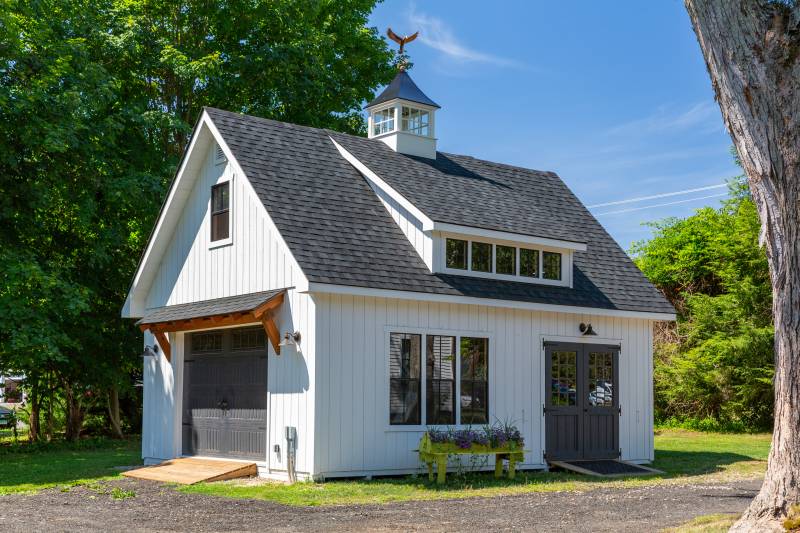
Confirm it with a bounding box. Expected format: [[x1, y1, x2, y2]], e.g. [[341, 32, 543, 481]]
[[548, 459, 662, 478], [122, 457, 257, 485]]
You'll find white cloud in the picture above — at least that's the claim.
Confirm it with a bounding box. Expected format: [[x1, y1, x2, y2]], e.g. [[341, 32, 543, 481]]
[[605, 101, 722, 136], [408, 8, 525, 69]]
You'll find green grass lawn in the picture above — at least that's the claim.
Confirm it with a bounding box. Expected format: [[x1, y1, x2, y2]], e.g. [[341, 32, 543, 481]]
[[0, 435, 141, 496], [181, 429, 771, 506]]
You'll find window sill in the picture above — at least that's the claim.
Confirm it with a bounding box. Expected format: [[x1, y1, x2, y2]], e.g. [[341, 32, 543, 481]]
[[209, 237, 233, 250], [440, 267, 568, 287], [384, 423, 490, 433]]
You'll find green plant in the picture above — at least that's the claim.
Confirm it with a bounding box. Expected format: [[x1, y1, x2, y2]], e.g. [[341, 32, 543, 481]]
[[111, 487, 136, 500]]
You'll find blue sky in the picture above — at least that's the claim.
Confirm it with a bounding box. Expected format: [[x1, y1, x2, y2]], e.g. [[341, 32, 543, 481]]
[[368, 1, 741, 250]]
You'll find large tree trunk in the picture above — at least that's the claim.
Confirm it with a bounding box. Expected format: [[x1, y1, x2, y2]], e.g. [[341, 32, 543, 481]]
[[683, 1, 800, 531], [63, 381, 85, 442], [28, 388, 40, 442], [107, 386, 123, 439]]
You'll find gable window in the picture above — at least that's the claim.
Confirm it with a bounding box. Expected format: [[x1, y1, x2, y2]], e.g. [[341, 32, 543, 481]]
[[446, 238, 467, 270], [460, 337, 489, 424], [495, 245, 516, 275], [471, 242, 492, 272], [427, 335, 456, 424], [389, 333, 421, 425], [211, 182, 230, 242], [372, 107, 395, 136], [543, 251, 562, 280], [401, 106, 430, 136], [520, 247, 539, 278], [388, 331, 490, 427]]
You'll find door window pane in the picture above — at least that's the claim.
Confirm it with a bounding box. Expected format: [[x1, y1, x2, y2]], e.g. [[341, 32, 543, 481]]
[[588, 352, 614, 407], [520, 248, 539, 278], [495, 245, 516, 275], [389, 333, 421, 425], [471, 242, 492, 272], [446, 238, 467, 270], [427, 335, 456, 424], [550, 351, 577, 406], [460, 337, 489, 424], [543, 251, 562, 280]]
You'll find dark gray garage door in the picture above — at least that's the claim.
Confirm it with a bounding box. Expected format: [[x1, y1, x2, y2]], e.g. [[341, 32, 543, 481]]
[[545, 342, 619, 461], [182, 327, 268, 460]]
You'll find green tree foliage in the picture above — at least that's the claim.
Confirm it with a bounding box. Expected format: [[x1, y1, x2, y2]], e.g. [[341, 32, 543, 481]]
[[632, 180, 774, 430], [0, 0, 394, 440]]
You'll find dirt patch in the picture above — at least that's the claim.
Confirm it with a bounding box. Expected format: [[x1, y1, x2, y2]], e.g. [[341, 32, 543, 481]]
[[0, 477, 760, 532]]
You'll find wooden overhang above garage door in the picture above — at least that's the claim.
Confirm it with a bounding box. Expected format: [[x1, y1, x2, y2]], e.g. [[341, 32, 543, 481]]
[[136, 289, 288, 361]]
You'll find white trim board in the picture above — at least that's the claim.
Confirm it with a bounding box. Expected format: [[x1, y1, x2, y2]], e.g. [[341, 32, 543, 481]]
[[306, 282, 676, 321]]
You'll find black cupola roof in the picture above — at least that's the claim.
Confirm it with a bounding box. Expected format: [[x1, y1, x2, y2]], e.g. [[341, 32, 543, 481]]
[[365, 70, 440, 109]]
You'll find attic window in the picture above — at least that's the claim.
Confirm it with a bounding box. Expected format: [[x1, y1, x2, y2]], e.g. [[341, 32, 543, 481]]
[[401, 106, 430, 136], [211, 182, 230, 242], [372, 107, 396, 136], [214, 143, 227, 165]]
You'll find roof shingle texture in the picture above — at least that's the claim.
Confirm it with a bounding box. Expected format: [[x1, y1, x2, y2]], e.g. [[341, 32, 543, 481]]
[[205, 107, 674, 315], [137, 289, 286, 325]]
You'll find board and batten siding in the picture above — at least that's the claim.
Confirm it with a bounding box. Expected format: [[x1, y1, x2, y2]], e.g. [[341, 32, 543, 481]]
[[312, 293, 655, 478], [141, 142, 316, 479]]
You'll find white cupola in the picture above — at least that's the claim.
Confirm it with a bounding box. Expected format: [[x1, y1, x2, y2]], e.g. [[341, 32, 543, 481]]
[[365, 70, 440, 159]]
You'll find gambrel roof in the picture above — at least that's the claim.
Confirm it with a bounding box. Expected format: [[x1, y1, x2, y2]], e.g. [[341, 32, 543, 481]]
[[205, 107, 674, 316]]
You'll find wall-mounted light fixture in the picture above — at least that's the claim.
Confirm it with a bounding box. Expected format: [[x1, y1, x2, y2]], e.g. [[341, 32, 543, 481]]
[[579, 323, 598, 336], [142, 345, 158, 358], [278, 331, 301, 349]]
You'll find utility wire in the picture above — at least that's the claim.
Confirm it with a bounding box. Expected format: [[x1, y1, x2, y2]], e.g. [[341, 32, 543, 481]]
[[595, 193, 728, 216], [587, 183, 728, 208]]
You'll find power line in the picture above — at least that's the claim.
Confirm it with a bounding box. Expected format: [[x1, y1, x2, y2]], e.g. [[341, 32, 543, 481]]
[[587, 183, 728, 208], [595, 193, 729, 216]]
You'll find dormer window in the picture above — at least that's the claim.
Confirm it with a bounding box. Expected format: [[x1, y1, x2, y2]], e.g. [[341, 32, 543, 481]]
[[440, 236, 572, 287], [372, 107, 395, 136], [401, 106, 430, 136]]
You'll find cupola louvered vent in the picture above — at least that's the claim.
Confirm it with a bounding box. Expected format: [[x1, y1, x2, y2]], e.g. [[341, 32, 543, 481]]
[[214, 143, 227, 165]]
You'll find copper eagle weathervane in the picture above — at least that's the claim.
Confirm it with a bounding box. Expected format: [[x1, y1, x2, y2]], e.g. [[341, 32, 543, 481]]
[[387, 27, 418, 70]]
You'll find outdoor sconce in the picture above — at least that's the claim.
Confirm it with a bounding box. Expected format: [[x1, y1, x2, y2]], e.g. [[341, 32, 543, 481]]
[[142, 345, 158, 358], [579, 323, 598, 336], [278, 331, 301, 349]]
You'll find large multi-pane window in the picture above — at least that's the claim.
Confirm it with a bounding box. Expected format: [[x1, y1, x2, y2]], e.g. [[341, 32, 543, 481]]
[[389, 333, 421, 425], [460, 337, 489, 424], [388, 333, 489, 426], [443, 237, 563, 284], [372, 107, 395, 136], [401, 106, 430, 136], [426, 335, 456, 424]]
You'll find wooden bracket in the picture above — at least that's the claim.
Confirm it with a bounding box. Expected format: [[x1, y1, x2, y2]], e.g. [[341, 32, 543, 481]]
[[261, 312, 281, 355], [152, 329, 172, 362]]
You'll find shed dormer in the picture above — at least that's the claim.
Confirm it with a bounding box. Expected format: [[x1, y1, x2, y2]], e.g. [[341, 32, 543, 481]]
[[365, 70, 439, 159]]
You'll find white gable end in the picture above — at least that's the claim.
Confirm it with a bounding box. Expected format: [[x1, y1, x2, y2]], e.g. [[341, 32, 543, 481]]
[[123, 112, 308, 317]]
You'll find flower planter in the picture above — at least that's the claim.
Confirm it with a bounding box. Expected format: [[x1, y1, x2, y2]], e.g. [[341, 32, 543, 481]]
[[418, 432, 526, 485]]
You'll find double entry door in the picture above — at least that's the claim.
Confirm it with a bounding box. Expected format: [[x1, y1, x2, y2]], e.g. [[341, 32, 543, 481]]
[[544, 342, 619, 461]]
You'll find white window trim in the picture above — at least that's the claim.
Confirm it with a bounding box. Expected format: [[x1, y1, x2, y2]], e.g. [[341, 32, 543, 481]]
[[371, 105, 397, 136], [400, 105, 432, 137], [384, 326, 493, 433], [440, 235, 572, 287], [209, 173, 234, 249]]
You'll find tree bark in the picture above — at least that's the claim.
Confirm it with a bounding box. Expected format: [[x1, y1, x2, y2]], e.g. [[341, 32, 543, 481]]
[[28, 388, 40, 442], [63, 381, 85, 442], [107, 386, 123, 439], [683, 1, 800, 530]]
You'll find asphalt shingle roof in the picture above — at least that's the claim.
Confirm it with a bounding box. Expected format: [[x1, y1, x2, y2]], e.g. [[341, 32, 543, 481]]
[[205, 107, 674, 315], [137, 289, 286, 325]]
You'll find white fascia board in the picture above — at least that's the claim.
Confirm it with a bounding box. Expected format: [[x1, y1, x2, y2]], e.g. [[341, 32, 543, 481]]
[[123, 115, 213, 318], [305, 282, 676, 322], [204, 114, 309, 294], [123, 111, 309, 318], [434, 223, 587, 251], [329, 136, 435, 231]]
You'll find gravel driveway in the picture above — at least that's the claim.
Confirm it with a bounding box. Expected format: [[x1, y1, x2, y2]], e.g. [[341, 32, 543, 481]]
[[0, 477, 760, 532]]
